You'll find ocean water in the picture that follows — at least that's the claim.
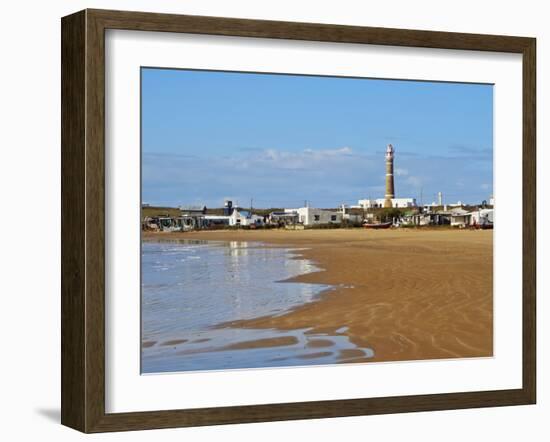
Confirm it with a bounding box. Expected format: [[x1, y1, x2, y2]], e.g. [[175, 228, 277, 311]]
[[141, 240, 373, 373]]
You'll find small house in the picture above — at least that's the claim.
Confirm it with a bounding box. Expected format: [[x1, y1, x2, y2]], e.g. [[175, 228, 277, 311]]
[[284, 207, 342, 226], [450, 208, 472, 227], [471, 208, 494, 228], [269, 211, 299, 226], [229, 209, 264, 227]]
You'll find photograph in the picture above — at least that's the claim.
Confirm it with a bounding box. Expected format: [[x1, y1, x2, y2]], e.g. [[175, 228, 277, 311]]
[[1, 0, 538, 437], [140, 67, 495, 374]]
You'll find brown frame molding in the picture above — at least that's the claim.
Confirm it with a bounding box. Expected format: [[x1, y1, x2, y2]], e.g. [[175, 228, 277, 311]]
[[61, 9, 536, 433]]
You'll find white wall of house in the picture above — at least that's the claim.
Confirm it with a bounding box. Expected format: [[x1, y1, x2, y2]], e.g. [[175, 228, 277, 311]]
[[357, 198, 416, 209], [391, 198, 417, 208], [450, 214, 472, 227], [471, 209, 494, 225], [408, 214, 431, 226], [356, 199, 378, 208], [229, 210, 264, 226], [449, 207, 470, 227], [285, 207, 342, 226]]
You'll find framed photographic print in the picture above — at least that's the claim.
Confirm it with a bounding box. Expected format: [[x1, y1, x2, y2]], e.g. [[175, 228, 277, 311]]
[[61, 9, 536, 433]]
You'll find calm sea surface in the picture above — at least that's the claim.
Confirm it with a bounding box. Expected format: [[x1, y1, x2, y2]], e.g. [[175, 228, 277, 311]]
[[141, 240, 373, 373]]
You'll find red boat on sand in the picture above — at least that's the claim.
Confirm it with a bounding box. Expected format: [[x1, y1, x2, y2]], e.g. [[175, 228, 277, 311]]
[[363, 221, 392, 229]]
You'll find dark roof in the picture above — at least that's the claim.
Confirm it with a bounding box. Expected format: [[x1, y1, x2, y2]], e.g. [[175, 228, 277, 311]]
[[180, 205, 206, 211]]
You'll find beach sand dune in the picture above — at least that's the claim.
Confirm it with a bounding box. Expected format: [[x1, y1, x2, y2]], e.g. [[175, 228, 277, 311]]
[[144, 229, 493, 363]]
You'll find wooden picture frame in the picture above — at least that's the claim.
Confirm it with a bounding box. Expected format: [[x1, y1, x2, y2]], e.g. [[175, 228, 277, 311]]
[[61, 8, 536, 433]]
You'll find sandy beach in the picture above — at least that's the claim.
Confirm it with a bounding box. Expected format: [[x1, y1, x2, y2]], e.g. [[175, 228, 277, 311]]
[[143, 229, 493, 363]]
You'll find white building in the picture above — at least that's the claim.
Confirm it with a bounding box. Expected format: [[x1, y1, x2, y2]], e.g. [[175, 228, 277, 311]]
[[471, 208, 494, 226], [449, 208, 472, 227], [392, 198, 417, 208], [356, 197, 416, 209], [448, 201, 464, 208], [284, 207, 342, 226], [229, 209, 264, 227], [340, 205, 364, 224], [203, 215, 230, 227]]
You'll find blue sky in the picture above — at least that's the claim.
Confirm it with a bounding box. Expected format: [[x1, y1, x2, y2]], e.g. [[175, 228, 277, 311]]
[[142, 68, 493, 208]]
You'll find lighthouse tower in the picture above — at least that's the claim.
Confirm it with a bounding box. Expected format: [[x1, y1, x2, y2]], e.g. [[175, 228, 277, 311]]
[[384, 144, 395, 208]]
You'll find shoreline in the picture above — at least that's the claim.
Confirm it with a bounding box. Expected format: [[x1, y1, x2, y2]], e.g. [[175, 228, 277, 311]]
[[142, 229, 493, 363]]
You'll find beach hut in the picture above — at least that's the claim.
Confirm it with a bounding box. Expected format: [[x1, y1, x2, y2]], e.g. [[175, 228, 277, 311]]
[[284, 207, 342, 226], [471, 208, 494, 228], [229, 209, 264, 227], [450, 208, 472, 227], [269, 211, 299, 226]]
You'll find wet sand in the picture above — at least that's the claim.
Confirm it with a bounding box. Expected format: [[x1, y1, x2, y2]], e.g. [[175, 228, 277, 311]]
[[143, 229, 493, 363]]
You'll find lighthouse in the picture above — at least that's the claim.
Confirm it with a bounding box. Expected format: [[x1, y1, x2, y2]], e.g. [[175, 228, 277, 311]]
[[384, 144, 395, 208]]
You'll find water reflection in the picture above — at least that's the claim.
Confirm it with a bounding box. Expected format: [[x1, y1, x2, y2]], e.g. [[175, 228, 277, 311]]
[[141, 240, 373, 373], [143, 327, 374, 373]]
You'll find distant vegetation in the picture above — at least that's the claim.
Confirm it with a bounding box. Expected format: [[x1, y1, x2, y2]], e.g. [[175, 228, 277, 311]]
[[376, 208, 404, 222], [141, 206, 181, 220], [142, 206, 285, 220]]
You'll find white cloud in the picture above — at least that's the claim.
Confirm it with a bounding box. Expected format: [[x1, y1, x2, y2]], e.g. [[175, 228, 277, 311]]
[[249, 146, 361, 171], [395, 168, 409, 177], [142, 145, 492, 207]]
